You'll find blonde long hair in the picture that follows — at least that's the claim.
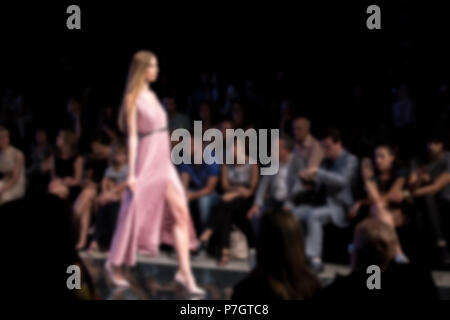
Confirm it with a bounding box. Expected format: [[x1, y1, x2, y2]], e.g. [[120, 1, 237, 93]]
[[118, 50, 156, 132]]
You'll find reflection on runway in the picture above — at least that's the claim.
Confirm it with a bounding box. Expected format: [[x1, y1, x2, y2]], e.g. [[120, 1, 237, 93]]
[[80, 250, 450, 300], [80, 251, 248, 300]]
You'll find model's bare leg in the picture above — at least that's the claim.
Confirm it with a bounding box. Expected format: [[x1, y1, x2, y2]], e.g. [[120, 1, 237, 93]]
[[166, 180, 204, 294]]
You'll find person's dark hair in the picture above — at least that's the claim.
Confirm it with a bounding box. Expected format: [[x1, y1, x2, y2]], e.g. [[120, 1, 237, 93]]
[[374, 144, 401, 172], [321, 127, 342, 143], [279, 134, 294, 152], [426, 130, 447, 146], [256, 208, 320, 299], [351, 218, 398, 271], [219, 114, 234, 124], [91, 131, 111, 146], [58, 128, 79, 156], [0, 125, 9, 135], [111, 141, 127, 154]]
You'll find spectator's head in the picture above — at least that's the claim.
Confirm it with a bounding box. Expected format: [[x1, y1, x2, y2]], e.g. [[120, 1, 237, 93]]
[[198, 102, 211, 122], [111, 144, 127, 167], [56, 128, 78, 156], [280, 99, 294, 119], [321, 128, 343, 160], [163, 96, 177, 114], [257, 208, 320, 299], [427, 132, 446, 158], [0, 126, 10, 150], [90, 134, 111, 158], [292, 117, 311, 143], [351, 218, 399, 272], [118, 50, 158, 132], [278, 134, 294, 163], [35, 128, 48, 145], [67, 98, 81, 116], [219, 116, 233, 137], [374, 144, 397, 174], [231, 102, 245, 128]]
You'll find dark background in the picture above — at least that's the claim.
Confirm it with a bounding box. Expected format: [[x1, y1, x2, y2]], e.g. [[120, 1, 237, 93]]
[[1, 1, 450, 157]]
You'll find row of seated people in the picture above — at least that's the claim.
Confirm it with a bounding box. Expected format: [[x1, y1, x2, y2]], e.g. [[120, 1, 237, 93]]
[[22, 127, 127, 251], [1, 117, 449, 272], [174, 118, 450, 271]]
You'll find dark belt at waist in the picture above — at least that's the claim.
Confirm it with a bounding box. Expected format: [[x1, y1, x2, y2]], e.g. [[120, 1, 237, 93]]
[[138, 126, 168, 138]]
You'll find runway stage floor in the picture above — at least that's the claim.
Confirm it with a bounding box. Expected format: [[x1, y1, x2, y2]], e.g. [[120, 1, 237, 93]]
[[80, 251, 450, 300]]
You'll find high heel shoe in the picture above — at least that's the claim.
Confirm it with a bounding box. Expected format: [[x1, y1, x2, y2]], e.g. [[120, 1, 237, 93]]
[[174, 272, 206, 298], [105, 262, 130, 287]]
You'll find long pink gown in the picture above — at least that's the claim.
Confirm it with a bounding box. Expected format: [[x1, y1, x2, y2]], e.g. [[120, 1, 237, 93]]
[[107, 88, 198, 266]]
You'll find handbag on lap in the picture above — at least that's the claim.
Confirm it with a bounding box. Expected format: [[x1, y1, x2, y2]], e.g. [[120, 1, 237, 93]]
[[230, 225, 249, 260]]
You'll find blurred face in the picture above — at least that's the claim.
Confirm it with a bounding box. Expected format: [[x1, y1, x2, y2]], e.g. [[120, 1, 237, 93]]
[[278, 139, 290, 161], [145, 56, 159, 83], [91, 141, 103, 155], [427, 141, 444, 157], [0, 130, 9, 149], [163, 97, 177, 113], [67, 98, 80, 114], [104, 107, 113, 118], [113, 150, 127, 166], [35, 129, 47, 145], [56, 131, 65, 149], [375, 147, 394, 172], [220, 120, 233, 137], [199, 103, 211, 121], [292, 118, 310, 142], [321, 137, 342, 159], [232, 103, 244, 125]]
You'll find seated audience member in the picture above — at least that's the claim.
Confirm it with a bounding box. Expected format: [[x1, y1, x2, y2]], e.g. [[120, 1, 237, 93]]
[[98, 105, 119, 144], [197, 101, 215, 132], [279, 99, 295, 136], [179, 136, 220, 233], [246, 135, 299, 236], [27, 128, 53, 194], [286, 128, 358, 272], [218, 116, 234, 137], [89, 144, 128, 252], [47, 128, 83, 201], [408, 134, 450, 266], [232, 208, 320, 300], [292, 116, 324, 170], [73, 134, 112, 250], [0, 126, 26, 206], [316, 218, 438, 299], [198, 139, 259, 266], [350, 145, 409, 263], [231, 102, 253, 129], [163, 95, 191, 132]]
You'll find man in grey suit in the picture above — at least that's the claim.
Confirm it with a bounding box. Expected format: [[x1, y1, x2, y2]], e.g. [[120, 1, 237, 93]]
[[285, 128, 358, 272], [246, 135, 303, 236]]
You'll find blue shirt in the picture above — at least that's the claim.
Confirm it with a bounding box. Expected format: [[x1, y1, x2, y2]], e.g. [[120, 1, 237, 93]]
[[178, 162, 220, 191]]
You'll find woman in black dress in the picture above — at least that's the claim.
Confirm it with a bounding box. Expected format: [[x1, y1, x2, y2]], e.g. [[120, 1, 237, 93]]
[[48, 128, 83, 202]]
